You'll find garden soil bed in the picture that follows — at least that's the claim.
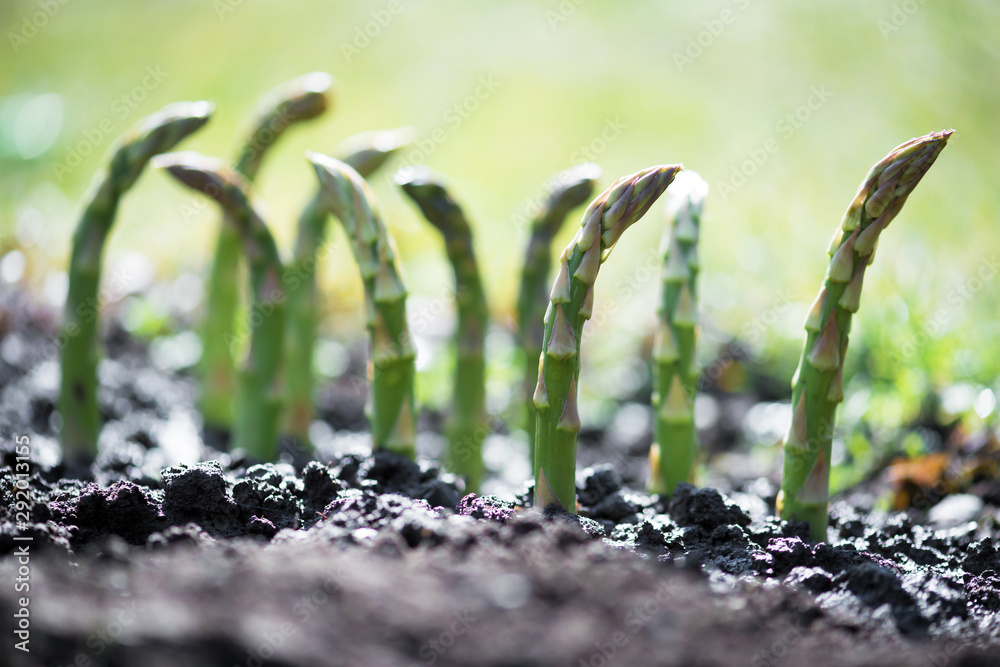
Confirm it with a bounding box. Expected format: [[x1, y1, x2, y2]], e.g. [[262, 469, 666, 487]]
[[2, 288, 1000, 667]]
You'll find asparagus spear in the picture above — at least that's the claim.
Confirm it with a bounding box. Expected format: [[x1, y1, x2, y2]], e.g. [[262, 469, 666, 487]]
[[515, 164, 601, 467], [155, 152, 287, 460], [336, 128, 416, 178], [284, 128, 414, 442], [534, 165, 681, 511], [201, 72, 332, 432], [778, 130, 953, 540], [307, 153, 417, 458], [396, 167, 489, 491], [59, 101, 213, 458], [648, 171, 709, 496]]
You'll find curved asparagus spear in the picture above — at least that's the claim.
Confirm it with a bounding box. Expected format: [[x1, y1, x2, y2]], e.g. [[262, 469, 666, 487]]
[[778, 130, 953, 540], [307, 153, 416, 458], [648, 171, 708, 496], [201, 72, 332, 432], [59, 101, 213, 458], [284, 128, 414, 442], [515, 163, 601, 467], [155, 152, 287, 461], [336, 127, 416, 178], [534, 165, 682, 511], [396, 167, 489, 491]]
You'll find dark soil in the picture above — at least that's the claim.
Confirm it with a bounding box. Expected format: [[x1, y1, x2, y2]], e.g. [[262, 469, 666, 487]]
[[2, 287, 1000, 666]]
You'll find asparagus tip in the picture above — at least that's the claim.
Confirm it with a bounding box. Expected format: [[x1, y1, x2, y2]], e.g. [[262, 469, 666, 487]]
[[394, 165, 442, 192], [663, 169, 708, 220], [551, 162, 602, 194], [307, 152, 369, 224], [306, 150, 349, 181], [339, 126, 416, 155], [154, 151, 255, 217], [132, 100, 215, 137], [298, 71, 334, 93], [566, 161, 603, 180], [528, 163, 603, 237], [154, 151, 230, 188], [547, 162, 602, 208], [595, 164, 683, 252], [258, 71, 333, 121], [395, 167, 468, 235], [153, 149, 224, 170], [337, 127, 416, 177], [307, 151, 370, 203]]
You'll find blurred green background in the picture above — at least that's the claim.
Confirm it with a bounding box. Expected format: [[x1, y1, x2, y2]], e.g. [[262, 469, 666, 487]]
[[2, 0, 999, 476]]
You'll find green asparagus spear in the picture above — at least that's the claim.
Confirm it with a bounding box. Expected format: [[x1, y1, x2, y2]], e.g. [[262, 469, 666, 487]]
[[778, 130, 953, 540], [515, 164, 601, 467], [648, 171, 708, 496], [396, 167, 489, 491], [337, 128, 416, 178], [307, 152, 416, 458], [284, 128, 414, 442], [155, 152, 287, 460], [201, 72, 332, 432], [59, 101, 213, 458], [534, 165, 681, 511]]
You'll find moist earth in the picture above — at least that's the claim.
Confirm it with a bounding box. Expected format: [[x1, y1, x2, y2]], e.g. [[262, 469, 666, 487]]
[[1, 289, 999, 666]]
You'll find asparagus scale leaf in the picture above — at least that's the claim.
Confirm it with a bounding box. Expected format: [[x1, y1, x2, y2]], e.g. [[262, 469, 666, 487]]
[[778, 130, 953, 540], [396, 167, 489, 491], [534, 164, 682, 511], [155, 152, 286, 460], [59, 101, 213, 459], [648, 171, 709, 496], [515, 164, 601, 468], [201, 72, 332, 432], [308, 152, 417, 458], [284, 128, 414, 443]]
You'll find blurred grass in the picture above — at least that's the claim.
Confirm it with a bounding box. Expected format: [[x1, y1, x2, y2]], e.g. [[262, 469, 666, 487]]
[[1, 0, 999, 434]]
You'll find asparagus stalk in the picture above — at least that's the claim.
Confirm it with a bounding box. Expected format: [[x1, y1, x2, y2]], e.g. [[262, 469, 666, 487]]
[[778, 130, 953, 540], [515, 164, 601, 467], [396, 168, 489, 491], [284, 128, 414, 442], [59, 101, 213, 458], [201, 72, 332, 432], [534, 165, 681, 511], [648, 171, 709, 496], [155, 152, 287, 460], [307, 153, 416, 458]]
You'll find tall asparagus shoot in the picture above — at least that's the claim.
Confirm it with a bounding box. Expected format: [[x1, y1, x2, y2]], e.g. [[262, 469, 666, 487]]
[[201, 72, 332, 432], [515, 164, 601, 467], [778, 130, 953, 540], [308, 153, 417, 458], [284, 128, 414, 442], [59, 101, 213, 458], [648, 171, 709, 496], [534, 165, 682, 511], [396, 168, 489, 491], [155, 152, 287, 460]]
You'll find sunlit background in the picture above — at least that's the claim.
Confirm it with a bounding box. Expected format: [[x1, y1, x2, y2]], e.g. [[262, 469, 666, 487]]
[[2, 0, 999, 493]]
